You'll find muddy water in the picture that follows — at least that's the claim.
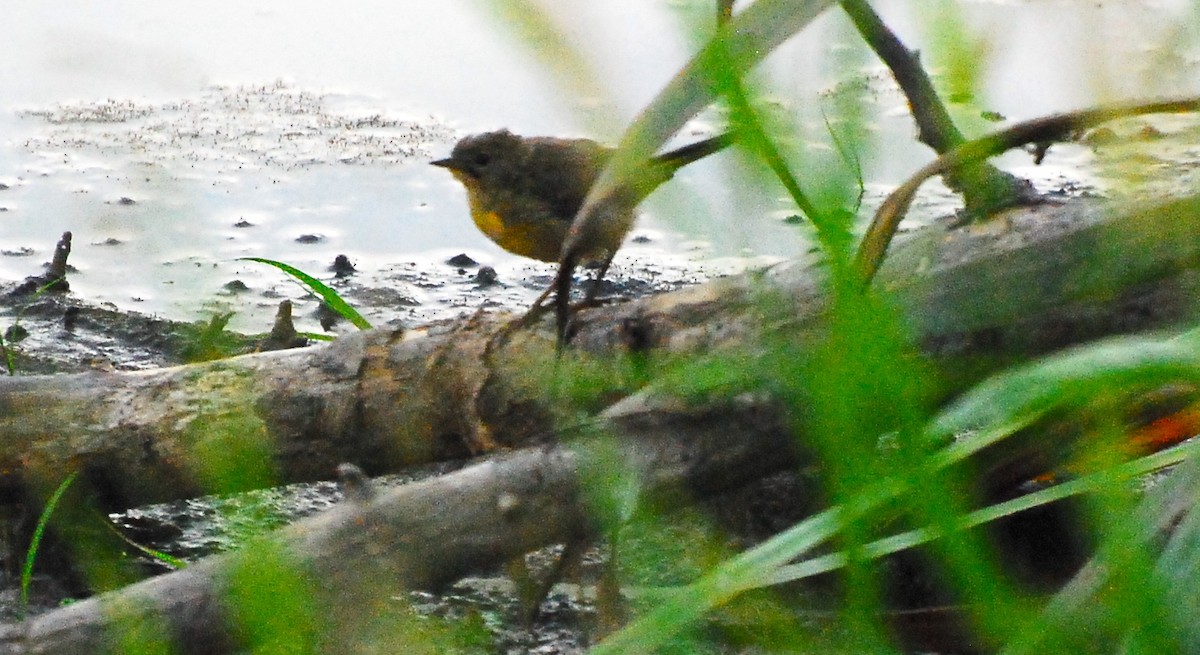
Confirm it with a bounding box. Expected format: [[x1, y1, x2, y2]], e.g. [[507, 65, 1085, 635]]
[[2, 1, 1196, 335]]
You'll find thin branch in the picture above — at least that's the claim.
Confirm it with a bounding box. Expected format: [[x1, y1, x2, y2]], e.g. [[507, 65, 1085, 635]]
[[853, 97, 1200, 284], [839, 0, 1035, 215]]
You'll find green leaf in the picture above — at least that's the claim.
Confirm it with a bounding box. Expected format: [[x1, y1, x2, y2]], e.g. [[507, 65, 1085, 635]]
[[22, 470, 80, 617], [239, 257, 372, 330]]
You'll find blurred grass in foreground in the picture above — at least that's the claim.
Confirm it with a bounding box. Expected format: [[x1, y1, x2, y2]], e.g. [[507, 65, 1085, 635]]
[[476, 1, 1200, 654], [18, 2, 1200, 653]]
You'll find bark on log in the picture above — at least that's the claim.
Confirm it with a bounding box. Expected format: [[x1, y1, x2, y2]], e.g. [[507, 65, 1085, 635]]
[[0, 195, 1199, 511], [4, 383, 1190, 654], [0, 393, 793, 655]]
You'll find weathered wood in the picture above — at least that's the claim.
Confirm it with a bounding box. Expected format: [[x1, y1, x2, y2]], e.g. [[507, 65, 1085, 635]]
[[1, 195, 1199, 511], [0, 393, 794, 655]]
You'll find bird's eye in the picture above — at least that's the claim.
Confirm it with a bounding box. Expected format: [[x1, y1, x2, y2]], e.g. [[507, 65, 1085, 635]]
[[473, 152, 491, 167]]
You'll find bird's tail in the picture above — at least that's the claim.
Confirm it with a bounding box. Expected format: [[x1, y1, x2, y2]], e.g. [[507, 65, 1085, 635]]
[[652, 131, 736, 173]]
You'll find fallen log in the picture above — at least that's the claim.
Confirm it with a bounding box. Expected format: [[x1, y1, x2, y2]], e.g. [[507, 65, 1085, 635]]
[[1, 192, 1199, 653], [0, 194, 1199, 511], [0, 391, 794, 655]]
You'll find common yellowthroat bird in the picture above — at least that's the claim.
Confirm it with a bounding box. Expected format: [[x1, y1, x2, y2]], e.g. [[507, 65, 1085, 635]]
[[431, 129, 733, 317]]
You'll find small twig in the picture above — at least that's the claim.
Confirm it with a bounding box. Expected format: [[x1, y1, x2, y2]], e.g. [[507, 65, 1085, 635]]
[[839, 0, 1034, 216], [839, 0, 965, 152], [261, 300, 308, 352], [821, 106, 866, 214], [722, 68, 826, 230], [9, 232, 72, 297], [853, 97, 1200, 286], [47, 232, 72, 282]]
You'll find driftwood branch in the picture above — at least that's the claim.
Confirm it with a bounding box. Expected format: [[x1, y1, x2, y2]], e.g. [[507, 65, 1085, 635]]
[[0, 393, 794, 655], [2, 193, 1200, 514]]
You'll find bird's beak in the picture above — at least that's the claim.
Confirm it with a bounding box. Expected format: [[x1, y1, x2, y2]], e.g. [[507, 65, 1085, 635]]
[[430, 158, 454, 169]]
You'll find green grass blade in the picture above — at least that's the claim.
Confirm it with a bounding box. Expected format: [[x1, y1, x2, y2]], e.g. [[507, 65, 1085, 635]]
[[768, 440, 1200, 587], [103, 519, 187, 571], [239, 257, 372, 330], [929, 331, 1200, 467], [597, 329, 1200, 653], [581, 0, 834, 215], [599, 439, 1200, 655], [936, 340, 1197, 435], [0, 331, 13, 375], [21, 470, 80, 617], [591, 481, 902, 655]]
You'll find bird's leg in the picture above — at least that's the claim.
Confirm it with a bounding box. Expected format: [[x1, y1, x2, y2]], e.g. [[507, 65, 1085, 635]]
[[510, 538, 588, 626], [553, 252, 616, 346], [554, 252, 579, 347], [511, 252, 614, 338], [510, 282, 557, 333], [522, 284, 555, 318], [582, 254, 614, 306], [592, 535, 628, 639]]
